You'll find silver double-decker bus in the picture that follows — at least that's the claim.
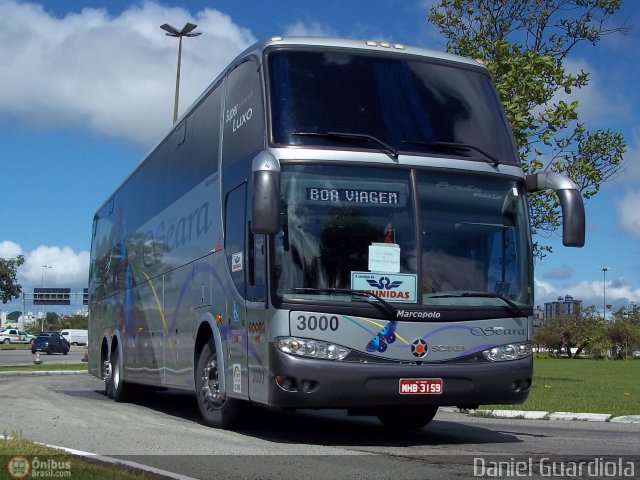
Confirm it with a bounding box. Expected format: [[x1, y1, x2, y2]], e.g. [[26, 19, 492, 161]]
[[88, 36, 585, 430]]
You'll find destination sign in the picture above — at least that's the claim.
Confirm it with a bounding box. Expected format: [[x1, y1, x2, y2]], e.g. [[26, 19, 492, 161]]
[[306, 188, 400, 205]]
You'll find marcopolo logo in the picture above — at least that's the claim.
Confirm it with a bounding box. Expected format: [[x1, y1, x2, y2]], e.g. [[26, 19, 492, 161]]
[[396, 310, 441, 319]]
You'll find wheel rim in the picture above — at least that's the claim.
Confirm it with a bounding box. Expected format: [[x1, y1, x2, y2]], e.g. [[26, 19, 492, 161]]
[[201, 356, 223, 408], [103, 360, 112, 388], [112, 358, 120, 389]]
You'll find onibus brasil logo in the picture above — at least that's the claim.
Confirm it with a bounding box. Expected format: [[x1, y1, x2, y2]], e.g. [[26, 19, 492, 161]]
[[7, 456, 72, 478]]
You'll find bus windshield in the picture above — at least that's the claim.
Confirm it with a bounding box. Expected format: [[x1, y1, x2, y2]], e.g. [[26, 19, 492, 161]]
[[274, 165, 532, 310], [268, 49, 518, 166]]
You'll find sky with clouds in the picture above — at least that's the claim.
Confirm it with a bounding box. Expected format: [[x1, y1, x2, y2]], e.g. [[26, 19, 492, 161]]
[[0, 0, 639, 317]]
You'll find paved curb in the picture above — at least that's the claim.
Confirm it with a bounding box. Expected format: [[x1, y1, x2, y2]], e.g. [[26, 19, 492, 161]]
[[440, 407, 640, 424]]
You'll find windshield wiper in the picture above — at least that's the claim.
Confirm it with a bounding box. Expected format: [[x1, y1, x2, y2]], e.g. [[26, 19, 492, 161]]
[[402, 140, 499, 167], [291, 131, 399, 161], [289, 287, 397, 319], [428, 292, 524, 316]]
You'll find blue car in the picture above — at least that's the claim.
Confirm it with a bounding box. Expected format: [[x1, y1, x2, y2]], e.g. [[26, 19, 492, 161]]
[[31, 333, 70, 355]]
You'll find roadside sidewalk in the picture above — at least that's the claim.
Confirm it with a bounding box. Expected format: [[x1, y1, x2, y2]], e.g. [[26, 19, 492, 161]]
[[440, 406, 640, 424]]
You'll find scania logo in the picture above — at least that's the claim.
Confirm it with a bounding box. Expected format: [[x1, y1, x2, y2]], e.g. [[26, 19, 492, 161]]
[[366, 277, 402, 290], [470, 326, 526, 336], [410, 339, 428, 358]]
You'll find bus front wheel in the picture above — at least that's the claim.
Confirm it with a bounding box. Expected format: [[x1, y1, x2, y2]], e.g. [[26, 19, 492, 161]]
[[196, 341, 241, 429], [376, 405, 439, 430]]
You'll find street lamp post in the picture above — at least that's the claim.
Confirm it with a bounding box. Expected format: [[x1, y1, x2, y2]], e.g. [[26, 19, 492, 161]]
[[601, 267, 609, 321], [160, 22, 201, 123], [40, 265, 52, 331], [41, 265, 52, 286]]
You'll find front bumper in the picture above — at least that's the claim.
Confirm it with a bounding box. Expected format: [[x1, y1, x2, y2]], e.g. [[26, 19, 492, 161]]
[[267, 344, 532, 408]]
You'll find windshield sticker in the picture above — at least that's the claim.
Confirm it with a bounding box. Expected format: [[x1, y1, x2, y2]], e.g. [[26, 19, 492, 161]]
[[231, 252, 243, 272], [368, 243, 400, 273], [351, 272, 417, 303]]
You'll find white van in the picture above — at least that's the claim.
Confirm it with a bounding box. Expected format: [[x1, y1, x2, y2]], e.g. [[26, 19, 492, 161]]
[[60, 329, 88, 346]]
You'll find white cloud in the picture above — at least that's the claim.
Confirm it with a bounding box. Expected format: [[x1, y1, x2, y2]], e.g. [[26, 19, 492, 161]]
[[615, 189, 640, 238], [0, 241, 89, 312], [543, 264, 574, 280], [0, 241, 22, 258], [0, 1, 255, 148], [283, 20, 337, 37], [20, 245, 89, 288], [535, 276, 640, 313], [560, 58, 629, 126], [614, 126, 640, 183]]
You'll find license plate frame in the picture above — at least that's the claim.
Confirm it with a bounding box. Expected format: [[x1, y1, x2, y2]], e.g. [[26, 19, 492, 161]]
[[399, 378, 443, 395]]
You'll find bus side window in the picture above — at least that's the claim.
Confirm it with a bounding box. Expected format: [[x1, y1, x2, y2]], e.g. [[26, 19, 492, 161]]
[[222, 59, 264, 168]]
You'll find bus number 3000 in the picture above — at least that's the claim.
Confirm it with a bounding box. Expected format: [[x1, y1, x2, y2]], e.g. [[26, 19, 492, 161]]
[[296, 315, 339, 332]]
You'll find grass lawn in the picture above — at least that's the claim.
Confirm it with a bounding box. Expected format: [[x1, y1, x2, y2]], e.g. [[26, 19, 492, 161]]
[[0, 438, 155, 479], [0, 363, 87, 372], [487, 357, 640, 417], [0, 343, 32, 351]]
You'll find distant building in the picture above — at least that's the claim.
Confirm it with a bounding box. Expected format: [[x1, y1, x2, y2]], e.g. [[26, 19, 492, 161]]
[[544, 294, 582, 320], [533, 306, 545, 329]]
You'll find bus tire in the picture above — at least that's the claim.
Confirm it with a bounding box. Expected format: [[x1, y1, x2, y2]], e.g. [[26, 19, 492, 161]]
[[196, 341, 241, 429], [376, 405, 438, 430], [108, 346, 131, 402]]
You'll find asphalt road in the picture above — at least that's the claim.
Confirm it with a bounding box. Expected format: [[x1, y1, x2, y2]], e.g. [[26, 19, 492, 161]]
[[0, 345, 86, 366], [1, 374, 638, 479]]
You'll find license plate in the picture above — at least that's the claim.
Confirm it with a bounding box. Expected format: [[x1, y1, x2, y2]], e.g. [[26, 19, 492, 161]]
[[399, 378, 443, 395]]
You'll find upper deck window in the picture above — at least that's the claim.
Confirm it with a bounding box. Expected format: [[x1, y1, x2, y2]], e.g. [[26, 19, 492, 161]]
[[267, 49, 518, 166]]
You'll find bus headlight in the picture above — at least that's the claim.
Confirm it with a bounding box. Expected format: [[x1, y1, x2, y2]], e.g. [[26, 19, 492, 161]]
[[275, 337, 350, 361], [481, 342, 532, 362]]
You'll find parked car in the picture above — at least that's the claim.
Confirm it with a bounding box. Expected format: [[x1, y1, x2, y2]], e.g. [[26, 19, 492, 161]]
[[0, 328, 36, 344], [31, 333, 70, 355], [60, 329, 88, 346]]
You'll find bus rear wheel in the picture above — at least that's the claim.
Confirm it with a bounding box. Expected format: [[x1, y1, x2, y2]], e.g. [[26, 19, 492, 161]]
[[108, 346, 131, 402], [196, 341, 241, 429], [376, 405, 439, 430]]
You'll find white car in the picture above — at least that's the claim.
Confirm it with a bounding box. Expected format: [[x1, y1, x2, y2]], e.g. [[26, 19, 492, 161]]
[[0, 328, 36, 344]]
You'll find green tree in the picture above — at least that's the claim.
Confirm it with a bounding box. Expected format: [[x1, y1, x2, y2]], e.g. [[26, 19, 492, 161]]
[[59, 313, 88, 330], [0, 255, 25, 303], [43, 312, 61, 331], [428, 0, 627, 255], [534, 307, 605, 357], [608, 306, 640, 359]]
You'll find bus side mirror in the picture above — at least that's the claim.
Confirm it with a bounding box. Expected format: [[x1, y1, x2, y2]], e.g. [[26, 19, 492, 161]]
[[252, 151, 281, 235], [526, 172, 585, 247]]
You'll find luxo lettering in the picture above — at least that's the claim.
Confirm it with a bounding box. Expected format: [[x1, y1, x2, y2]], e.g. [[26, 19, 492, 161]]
[[233, 108, 253, 132]]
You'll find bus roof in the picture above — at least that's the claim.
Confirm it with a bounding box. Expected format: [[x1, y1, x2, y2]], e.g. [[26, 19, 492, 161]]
[[242, 36, 485, 69]]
